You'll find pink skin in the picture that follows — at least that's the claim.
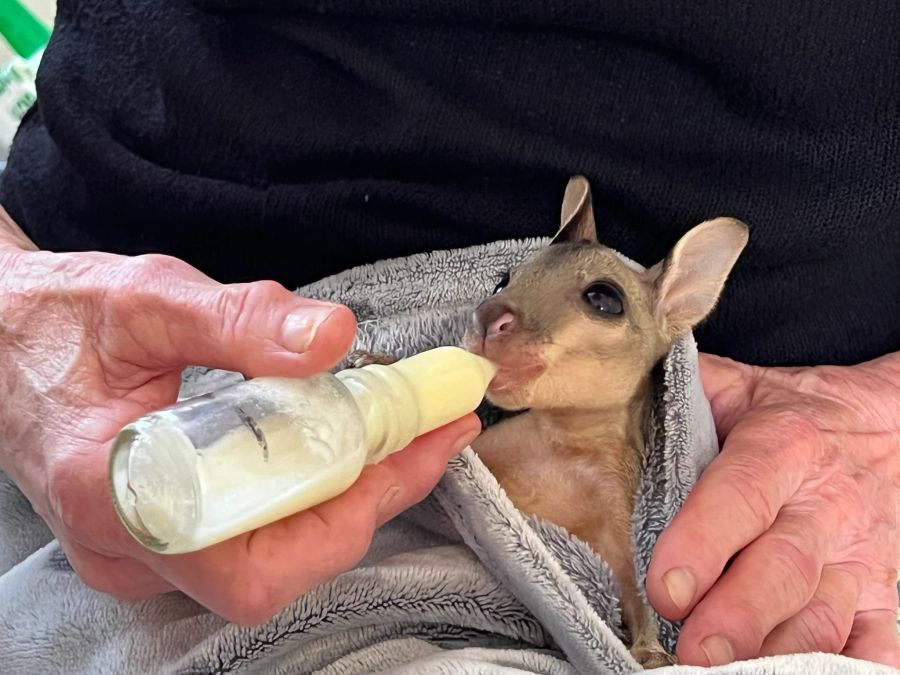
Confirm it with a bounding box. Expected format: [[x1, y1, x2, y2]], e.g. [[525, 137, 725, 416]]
[[648, 352, 900, 668], [0, 207, 481, 626]]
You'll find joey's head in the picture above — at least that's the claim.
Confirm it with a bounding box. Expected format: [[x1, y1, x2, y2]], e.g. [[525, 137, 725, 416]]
[[465, 176, 749, 412]]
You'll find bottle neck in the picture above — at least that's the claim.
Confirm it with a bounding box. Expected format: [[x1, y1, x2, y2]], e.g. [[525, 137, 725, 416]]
[[334, 366, 420, 464]]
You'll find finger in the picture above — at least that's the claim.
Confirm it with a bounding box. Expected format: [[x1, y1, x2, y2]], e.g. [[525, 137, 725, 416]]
[[759, 563, 862, 657], [697, 354, 760, 439], [103, 255, 356, 378], [196, 283, 357, 377], [843, 609, 900, 669], [249, 414, 481, 567], [43, 446, 175, 600], [63, 538, 176, 602], [373, 415, 483, 525], [843, 571, 900, 668], [158, 415, 482, 625], [46, 439, 180, 558], [675, 506, 833, 666], [647, 411, 817, 620]]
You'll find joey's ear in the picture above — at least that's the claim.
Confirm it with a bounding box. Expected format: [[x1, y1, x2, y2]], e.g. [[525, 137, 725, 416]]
[[651, 217, 749, 338], [551, 175, 597, 244]]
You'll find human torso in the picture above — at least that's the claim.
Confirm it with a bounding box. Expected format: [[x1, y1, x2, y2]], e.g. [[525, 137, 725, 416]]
[[4, 0, 899, 365]]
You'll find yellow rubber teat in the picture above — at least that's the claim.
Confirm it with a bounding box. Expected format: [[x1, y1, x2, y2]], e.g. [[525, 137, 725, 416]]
[[335, 346, 496, 463], [388, 346, 497, 436]]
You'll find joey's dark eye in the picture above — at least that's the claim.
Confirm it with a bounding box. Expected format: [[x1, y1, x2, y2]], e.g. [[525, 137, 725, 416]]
[[583, 282, 624, 315], [493, 271, 510, 295]]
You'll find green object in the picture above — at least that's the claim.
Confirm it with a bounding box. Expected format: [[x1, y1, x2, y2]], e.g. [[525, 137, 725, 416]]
[[0, 0, 49, 59]]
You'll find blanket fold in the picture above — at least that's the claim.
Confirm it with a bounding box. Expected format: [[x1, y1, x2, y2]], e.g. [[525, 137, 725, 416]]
[[0, 239, 893, 675]]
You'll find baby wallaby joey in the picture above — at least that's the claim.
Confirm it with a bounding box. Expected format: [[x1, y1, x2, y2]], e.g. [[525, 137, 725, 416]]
[[465, 176, 748, 668]]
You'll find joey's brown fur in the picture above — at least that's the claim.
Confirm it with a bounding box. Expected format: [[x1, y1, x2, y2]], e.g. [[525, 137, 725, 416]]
[[465, 176, 749, 667]]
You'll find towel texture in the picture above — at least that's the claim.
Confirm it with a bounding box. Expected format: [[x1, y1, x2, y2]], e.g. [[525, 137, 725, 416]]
[[0, 239, 893, 674]]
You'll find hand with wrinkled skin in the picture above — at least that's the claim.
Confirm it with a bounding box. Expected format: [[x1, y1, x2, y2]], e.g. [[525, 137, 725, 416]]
[[647, 350, 900, 668], [0, 208, 481, 625]]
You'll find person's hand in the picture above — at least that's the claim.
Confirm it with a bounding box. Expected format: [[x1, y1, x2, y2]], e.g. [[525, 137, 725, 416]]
[[0, 211, 481, 625], [646, 350, 900, 667]]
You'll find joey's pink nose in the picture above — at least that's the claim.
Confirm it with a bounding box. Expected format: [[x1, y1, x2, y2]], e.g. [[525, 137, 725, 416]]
[[473, 300, 518, 344], [486, 312, 516, 340]]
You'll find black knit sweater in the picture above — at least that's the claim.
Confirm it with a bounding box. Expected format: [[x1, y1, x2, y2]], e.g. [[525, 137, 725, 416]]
[[2, 0, 898, 366]]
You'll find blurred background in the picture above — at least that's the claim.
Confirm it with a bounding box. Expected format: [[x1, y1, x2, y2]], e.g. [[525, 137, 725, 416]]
[[0, 0, 54, 62], [0, 0, 55, 166]]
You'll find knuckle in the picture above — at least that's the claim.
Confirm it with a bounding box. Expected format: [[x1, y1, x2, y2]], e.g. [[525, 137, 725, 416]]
[[75, 570, 120, 596], [118, 254, 183, 288], [90, 579, 152, 603], [215, 280, 286, 340], [215, 285, 252, 345], [318, 505, 377, 572], [61, 546, 119, 597], [233, 280, 288, 310], [344, 531, 375, 568], [103, 255, 186, 314], [726, 467, 781, 530], [724, 598, 770, 648], [218, 580, 283, 626], [795, 366, 846, 397], [117, 588, 157, 603], [767, 535, 820, 603], [404, 478, 439, 509], [131, 253, 185, 277], [248, 279, 288, 300], [45, 461, 92, 542], [335, 519, 376, 571], [800, 597, 850, 652], [867, 562, 899, 589], [772, 409, 821, 457]]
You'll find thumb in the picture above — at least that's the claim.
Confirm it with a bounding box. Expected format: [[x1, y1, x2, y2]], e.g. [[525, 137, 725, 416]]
[[697, 353, 762, 440], [115, 276, 357, 378]]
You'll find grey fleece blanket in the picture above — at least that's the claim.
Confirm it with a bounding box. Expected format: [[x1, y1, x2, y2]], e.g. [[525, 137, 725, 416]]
[[0, 239, 894, 675]]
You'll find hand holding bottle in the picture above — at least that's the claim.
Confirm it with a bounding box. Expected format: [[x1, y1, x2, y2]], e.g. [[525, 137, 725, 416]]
[[0, 207, 481, 624]]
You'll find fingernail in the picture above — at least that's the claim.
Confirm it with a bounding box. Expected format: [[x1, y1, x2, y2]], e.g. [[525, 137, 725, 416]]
[[452, 428, 481, 454], [377, 486, 401, 515], [700, 635, 734, 666], [281, 307, 337, 352], [662, 567, 696, 612]]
